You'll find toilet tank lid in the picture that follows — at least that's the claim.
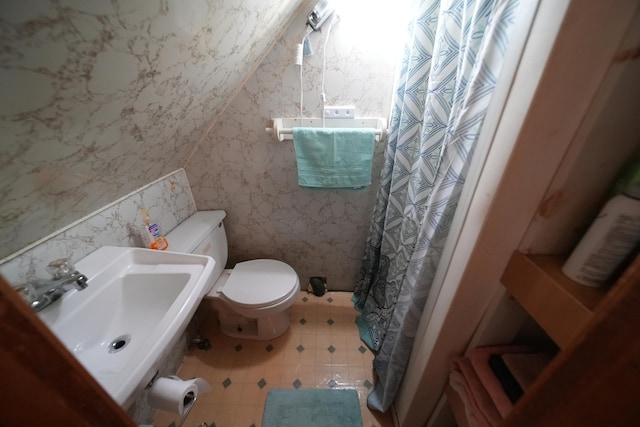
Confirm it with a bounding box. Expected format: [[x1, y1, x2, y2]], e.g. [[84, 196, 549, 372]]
[[166, 210, 226, 253]]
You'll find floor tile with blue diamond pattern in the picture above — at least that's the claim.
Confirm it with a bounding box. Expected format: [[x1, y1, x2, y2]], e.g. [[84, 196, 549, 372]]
[[152, 291, 393, 427]]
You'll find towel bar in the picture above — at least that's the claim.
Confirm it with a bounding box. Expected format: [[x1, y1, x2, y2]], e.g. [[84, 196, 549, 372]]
[[266, 117, 388, 142]]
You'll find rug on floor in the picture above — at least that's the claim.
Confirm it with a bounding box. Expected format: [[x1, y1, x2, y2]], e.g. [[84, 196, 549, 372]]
[[262, 388, 363, 427]]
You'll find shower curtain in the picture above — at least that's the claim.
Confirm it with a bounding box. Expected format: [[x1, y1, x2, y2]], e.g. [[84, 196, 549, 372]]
[[353, 0, 520, 412]]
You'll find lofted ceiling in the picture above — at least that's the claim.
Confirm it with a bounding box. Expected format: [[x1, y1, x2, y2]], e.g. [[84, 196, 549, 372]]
[[0, 0, 307, 260]]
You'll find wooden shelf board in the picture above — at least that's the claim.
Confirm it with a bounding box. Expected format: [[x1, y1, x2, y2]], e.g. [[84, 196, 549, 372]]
[[527, 255, 607, 311], [501, 252, 608, 349], [445, 383, 470, 427]]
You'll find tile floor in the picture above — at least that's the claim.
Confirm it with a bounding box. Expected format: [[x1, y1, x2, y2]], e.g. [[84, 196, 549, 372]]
[[153, 291, 395, 427]]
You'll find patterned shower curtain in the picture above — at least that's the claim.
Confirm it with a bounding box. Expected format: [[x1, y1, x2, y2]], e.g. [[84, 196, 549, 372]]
[[353, 0, 520, 412]]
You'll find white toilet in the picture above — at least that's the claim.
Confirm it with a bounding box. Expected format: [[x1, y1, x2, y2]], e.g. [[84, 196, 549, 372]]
[[166, 210, 300, 340]]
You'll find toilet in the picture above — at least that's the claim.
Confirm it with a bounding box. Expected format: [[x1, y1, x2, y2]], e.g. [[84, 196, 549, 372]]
[[166, 210, 300, 340]]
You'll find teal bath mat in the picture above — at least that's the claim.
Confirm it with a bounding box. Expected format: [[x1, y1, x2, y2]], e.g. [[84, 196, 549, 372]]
[[262, 388, 362, 427]]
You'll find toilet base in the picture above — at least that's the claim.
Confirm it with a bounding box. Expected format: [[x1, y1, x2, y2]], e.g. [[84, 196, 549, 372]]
[[210, 298, 291, 340]]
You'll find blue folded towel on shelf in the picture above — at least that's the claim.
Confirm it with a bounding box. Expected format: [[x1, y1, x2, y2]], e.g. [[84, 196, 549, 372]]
[[292, 127, 376, 189]]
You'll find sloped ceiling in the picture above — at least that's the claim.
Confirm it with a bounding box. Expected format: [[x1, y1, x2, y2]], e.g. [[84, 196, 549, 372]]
[[0, 0, 306, 260]]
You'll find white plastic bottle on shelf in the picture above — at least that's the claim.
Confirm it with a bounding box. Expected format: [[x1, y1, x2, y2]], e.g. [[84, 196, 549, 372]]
[[562, 184, 640, 287]]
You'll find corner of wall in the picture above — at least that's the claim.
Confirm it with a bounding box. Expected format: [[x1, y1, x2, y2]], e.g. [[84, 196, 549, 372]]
[[182, 0, 313, 169]]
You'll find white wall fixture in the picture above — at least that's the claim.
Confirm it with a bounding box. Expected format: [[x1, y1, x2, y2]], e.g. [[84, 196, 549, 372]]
[[266, 117, 388, 142]]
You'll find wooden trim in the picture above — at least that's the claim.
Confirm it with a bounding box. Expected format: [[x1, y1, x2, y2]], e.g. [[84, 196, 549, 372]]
[[501, 252, 607, 348], [0, 276, 136, 426], [502, 255, 640, 426]]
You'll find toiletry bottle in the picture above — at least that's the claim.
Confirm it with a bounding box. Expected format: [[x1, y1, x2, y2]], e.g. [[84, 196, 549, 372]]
[[562, 184, 640, 287], [141, 209, 169, 251]]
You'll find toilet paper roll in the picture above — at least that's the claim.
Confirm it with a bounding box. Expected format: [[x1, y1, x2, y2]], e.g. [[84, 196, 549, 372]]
[[147, 376, 212, 415]]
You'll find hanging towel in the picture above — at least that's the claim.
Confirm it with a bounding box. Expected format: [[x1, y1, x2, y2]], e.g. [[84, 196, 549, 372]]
[[292, 127, 376, 189]]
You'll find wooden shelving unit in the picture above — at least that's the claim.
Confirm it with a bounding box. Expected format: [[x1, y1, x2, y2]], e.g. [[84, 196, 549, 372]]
[[501, 254, 640, 426], [446, 251, 633, 426], [501, 252, 608, 349]]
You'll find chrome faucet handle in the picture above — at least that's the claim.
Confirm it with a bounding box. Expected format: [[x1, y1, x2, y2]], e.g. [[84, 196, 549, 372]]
[[15, 283, 37, 305], [46, 258, 76, 279]]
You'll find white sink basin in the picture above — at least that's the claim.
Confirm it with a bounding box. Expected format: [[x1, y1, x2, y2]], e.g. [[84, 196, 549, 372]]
[[38, 246, 215, 408]]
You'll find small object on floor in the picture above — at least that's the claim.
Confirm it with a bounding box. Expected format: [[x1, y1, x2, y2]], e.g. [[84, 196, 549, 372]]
[[262, 388, 362, 427], [191, 337, 211, 351], [196, 338, 211, 351], [307, 276, 327, 296]]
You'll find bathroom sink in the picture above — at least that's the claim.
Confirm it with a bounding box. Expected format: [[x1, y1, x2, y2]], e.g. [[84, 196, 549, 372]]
[[37, 246, 215, 408]]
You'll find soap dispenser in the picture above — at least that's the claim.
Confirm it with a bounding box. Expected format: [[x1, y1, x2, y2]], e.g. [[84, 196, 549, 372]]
[[140, 209, 169, 251]]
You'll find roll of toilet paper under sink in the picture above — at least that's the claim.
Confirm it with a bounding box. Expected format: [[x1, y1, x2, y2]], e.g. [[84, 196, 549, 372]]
[[147, 376, 212, 415]]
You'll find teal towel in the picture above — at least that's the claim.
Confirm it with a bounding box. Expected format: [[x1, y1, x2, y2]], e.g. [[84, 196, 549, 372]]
[[292, 127, 376, 188]]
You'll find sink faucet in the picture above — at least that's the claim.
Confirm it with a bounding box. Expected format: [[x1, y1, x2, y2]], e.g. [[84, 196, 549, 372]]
[[18, 258, 88, 312]]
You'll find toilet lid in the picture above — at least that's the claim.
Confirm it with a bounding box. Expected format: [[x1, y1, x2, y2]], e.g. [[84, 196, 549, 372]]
[[221, 260, 299, 308]]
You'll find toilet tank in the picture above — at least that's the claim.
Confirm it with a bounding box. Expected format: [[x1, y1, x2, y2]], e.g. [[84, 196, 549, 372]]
[[165, 210, 228, 284]]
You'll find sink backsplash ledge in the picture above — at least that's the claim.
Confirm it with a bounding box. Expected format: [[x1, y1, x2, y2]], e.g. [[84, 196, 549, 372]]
[[0, 168, 196, 286]]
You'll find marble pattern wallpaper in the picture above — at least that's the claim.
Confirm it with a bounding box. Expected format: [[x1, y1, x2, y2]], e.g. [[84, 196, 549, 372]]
[[0, 168, 197, 425], [187, 2, 405, 290], [0, 0, 305, 261], [0, 169, 195, 286]]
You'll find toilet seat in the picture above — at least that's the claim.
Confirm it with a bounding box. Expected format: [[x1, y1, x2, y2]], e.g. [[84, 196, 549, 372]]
[[221, 259, 298, 308]]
